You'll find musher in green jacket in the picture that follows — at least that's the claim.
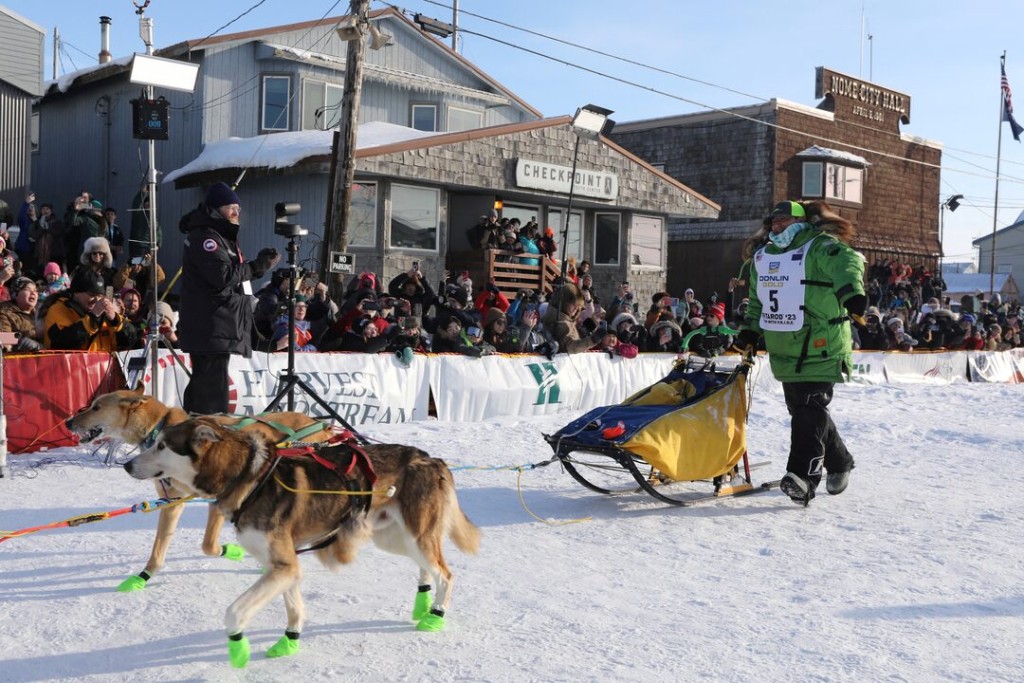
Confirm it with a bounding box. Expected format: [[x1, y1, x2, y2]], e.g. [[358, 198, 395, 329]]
[[736, 200, 866, 505]]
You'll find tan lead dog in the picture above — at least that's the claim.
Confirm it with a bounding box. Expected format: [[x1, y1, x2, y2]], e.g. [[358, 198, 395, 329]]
[[66, 387, 335, 592], [123, 416, 480, 668]]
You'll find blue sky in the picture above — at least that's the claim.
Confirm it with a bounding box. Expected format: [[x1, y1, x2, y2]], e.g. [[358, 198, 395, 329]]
[[7, 0, 1024, 265]]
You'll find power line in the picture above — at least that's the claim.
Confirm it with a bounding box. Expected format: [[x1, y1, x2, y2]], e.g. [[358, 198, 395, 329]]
[[188, 0, 274, 52], [397, 1, 1024, 187]]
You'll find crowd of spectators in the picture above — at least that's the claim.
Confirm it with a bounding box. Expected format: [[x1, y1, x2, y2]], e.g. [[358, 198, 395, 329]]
[[2, 190, 1021, 359]]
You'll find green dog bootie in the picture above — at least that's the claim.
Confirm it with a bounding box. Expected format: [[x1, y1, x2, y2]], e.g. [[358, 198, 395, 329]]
[[115, 571, 150, 593], [228, 633, 250, 668], [412, 587, 432, 621], [221, 543, 245, 562], [416, 608, 446, 632], [267, 631, 300, 659]]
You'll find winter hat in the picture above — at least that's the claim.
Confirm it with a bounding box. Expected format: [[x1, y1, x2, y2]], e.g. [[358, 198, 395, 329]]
[[865, 305, 881, 319], [488, 208, 498, 219], [651, 291, 670, 305], [205, 181, 240, 210], [69, 268, 105, 295], [688, 317, 704, 328], [544, 226, 554, 237], [887, 317, 904, 328], [960, 313, 976, 324], [155, 301, 177, 327], [43, 262, 62, 278], [119, 287, 141, 301], [8, 276, 34, 297], [484, 307, 507, 327], [684, 288, 694, 297], [89, 199, 103, 210], [80, 236, 113, 268], [402, 315, 421, 331], [611, 311, 638, 331], [709, 302, 727, 320], [448, 285, 469, 306], [650, 319, 682, 339], [770, 200, 806, 218], [358, 272, 376, 291]]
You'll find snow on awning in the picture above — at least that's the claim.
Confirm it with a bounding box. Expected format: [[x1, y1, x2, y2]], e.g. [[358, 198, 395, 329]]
[[163, 121, 438, 184], [795, 144, 871, 167]]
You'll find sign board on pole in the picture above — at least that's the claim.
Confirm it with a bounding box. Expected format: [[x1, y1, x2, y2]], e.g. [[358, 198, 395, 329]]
[[329, 251, 356, 274]]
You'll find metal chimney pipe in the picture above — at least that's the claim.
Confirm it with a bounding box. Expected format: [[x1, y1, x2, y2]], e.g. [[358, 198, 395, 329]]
[[99, 16, 112, 64]]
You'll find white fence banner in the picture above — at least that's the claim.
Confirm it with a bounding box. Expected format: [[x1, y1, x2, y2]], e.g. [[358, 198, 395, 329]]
[[882, 351, 969, 384], [849, 351, 889, 384], [429, 353, 678, 422], [967, 351, 1018, 383], [118, 350, 430, 425]]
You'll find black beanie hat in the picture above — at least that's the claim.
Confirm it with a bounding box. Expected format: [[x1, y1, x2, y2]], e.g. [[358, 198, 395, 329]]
[[205, 182, 240, 210]]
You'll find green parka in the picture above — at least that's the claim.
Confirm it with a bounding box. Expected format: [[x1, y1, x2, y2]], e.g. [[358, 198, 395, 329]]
[[744, 224, 864, 383]]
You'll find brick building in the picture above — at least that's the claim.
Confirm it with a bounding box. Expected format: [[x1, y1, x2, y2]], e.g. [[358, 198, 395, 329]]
[[612, 67, 942, 309]]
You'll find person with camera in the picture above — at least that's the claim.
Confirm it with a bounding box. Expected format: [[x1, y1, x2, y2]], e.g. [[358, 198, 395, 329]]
[[388, 263, 437, 318], [177, 181, 280, 414], [608, 281, 636, 320], [0, 276, 43, 352], [0, 236, 18, 302], [65, 192, 107, 264], [43, 268, 136, 352], [474, 281, 510, 321], [112, 250, 165, 303]]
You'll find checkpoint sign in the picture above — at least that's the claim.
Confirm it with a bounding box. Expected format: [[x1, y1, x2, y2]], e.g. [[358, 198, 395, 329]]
[[329, 251, 356, 274]]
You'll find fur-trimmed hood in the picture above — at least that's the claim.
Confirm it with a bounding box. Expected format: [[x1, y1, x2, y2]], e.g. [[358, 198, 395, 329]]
[[80, 236, 113, 269], [611, 311, 638, 331]]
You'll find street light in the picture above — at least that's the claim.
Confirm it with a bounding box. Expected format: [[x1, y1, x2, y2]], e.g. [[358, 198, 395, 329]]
[[939, 193, 963, 267], [558, 104, 615, 284]]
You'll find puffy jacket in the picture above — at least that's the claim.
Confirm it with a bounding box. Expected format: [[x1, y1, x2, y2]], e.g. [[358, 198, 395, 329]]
[[43, 293, 135, 352], [744, 226, 864, 382], [177, 206, 263, 357]]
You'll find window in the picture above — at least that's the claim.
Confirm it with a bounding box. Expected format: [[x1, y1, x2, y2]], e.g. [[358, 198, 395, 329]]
[[547, 209, 582, 262], [348, 182, 378, 247], [30, 112, 39, 153], [802, 161, 863, 203], [630, 215, 663, 268], [802, 161, 823, 197], [390, 184, 439, 251], [447, 105, 482, 132], [262, 75, 291, 131], [412, 104, 437, 132], [302, 80, 343, 130], [594, 213, 621, 265], [502, 205, 540, 229]]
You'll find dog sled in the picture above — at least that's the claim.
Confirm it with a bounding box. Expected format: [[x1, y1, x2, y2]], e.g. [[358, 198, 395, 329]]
[[544, 354, 777, 506]]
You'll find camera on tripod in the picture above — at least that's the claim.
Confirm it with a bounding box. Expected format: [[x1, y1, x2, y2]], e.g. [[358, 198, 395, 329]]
[[274, 201, 308, 238]]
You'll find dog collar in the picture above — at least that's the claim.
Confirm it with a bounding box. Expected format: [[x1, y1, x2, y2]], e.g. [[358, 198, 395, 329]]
[[141, 415, 169, 450]]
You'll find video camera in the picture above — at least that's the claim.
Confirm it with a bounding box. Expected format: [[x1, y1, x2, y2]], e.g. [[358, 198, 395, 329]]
[[274, 202, 308, 238]]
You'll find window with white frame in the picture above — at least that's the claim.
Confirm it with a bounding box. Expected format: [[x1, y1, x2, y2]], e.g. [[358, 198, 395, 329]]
[[390, 184, 439, 251], [594, 213, 621, 265], [348, 182, 378, 247], [802, 161, 864, 203], [412, 104, 437, 132], [261, 75, 291, 131], [547, 209, 582, 262], [630, 215, 663, 268], [447, 105, 482, 132], [302, 80, 343, 130]]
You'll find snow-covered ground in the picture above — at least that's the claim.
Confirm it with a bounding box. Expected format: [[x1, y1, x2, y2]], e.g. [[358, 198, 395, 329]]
[[2, 381, 1023, 682]]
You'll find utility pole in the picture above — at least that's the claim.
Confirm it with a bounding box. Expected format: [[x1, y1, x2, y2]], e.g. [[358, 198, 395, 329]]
[[326, 0, 369, 299]]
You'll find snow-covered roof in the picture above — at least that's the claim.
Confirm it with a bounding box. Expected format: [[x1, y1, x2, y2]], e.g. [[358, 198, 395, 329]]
[[795, 144, 871, 167], [43, 54, 135, 94], [943, 272, 1015, 294], [163, 121, 438, 183]]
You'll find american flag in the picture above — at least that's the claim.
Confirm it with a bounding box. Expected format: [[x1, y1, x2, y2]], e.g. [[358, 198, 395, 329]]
[[1002, 63, 1023, 142]]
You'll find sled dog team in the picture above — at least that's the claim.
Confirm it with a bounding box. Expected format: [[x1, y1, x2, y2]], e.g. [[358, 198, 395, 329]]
[[66, 388, 480, 669]]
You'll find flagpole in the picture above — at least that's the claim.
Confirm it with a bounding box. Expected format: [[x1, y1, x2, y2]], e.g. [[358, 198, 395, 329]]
[[990, 52, 1007, 299]]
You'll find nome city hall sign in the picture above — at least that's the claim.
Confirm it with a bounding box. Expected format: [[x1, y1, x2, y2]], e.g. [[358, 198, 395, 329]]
[[815, 66, 911, 134]]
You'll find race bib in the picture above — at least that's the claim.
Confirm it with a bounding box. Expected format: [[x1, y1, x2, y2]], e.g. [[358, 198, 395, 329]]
[[753, 237, 820, 332]]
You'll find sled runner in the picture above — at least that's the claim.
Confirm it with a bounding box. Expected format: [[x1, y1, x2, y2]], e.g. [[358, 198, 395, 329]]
[[545, 355, 778, 506]]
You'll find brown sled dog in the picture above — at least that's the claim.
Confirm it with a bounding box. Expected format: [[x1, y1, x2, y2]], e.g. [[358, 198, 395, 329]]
[[65, 386, 335, 591], [123, 416, 480, 668]]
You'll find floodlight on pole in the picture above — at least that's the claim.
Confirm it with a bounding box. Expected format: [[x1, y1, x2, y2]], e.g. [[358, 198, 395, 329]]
[[126, 4, 199, 399], [559, 104, 614, 284], [938, 193, 964, 268]]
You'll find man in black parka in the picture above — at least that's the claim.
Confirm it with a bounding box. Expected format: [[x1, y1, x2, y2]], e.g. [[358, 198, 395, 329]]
[[178, 182, 280, 413]]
